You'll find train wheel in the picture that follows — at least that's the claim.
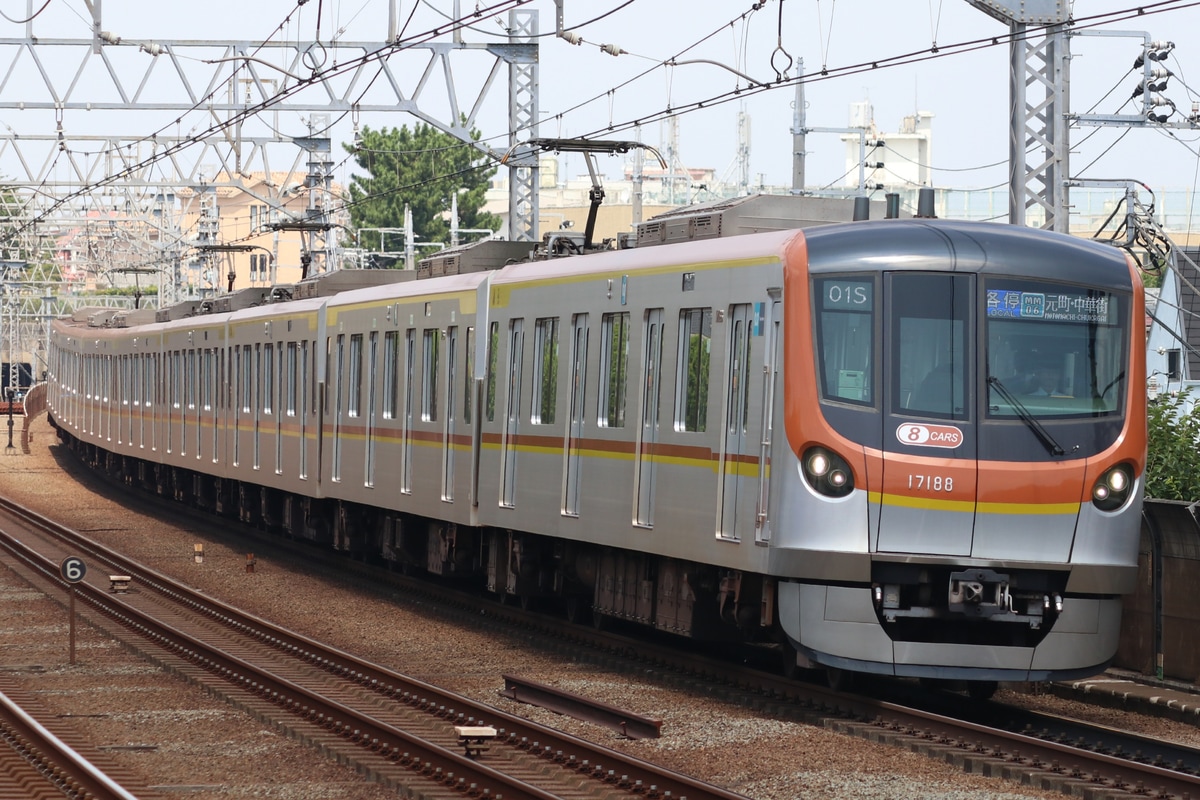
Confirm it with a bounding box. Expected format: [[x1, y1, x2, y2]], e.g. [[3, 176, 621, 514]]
[[780, 640, 800, 680], [564, 596, 586, 625], [825, 667, 853, 692], [967, 681, 998, 701]]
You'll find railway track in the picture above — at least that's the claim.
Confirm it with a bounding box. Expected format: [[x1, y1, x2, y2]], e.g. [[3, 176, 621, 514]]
[[0, 495, 752, 800], [0, 676, 150, 800]]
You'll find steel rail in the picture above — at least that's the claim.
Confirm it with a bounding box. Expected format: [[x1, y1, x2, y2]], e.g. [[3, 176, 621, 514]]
[[0, 686, 139, 800]]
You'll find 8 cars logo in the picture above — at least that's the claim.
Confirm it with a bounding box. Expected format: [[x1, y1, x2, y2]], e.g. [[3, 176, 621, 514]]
[[896, 423, 963, 449]]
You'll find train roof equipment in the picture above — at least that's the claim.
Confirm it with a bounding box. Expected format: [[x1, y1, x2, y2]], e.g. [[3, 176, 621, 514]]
[[634, 193, 904, 248], [416, 240, 534, 280]]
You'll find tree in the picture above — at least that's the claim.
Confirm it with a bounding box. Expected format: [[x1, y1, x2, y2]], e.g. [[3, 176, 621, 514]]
[[343, 122, 500, 253], [1145, 390, 1200, 500]]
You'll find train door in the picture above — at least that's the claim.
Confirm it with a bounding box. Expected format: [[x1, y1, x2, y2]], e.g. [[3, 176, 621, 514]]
[[365, 332, 378, 488], [208, 348, 219, 464], [285, 341, 298, 477], [168, 351, 178, 454], [442, 326, 457, 501], [300, 340, 310, 481], [500, 319, 524, 508], [402, 329, 414, 494], [119, 355, 128, 446], [755, 297, 782, 543], [232, 347, 242, 467], [718, 303, 755, 540], [634, 308, 664, 528], [878, 272, 978, 556], [253, 344, 262, 469], [273, 342, 283, 473], [563, 314, 588, 517], [332, 333, 345, 482]]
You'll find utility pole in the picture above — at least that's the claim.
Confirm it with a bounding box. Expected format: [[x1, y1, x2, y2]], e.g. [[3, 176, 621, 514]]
[[791, 60, 807, 194]]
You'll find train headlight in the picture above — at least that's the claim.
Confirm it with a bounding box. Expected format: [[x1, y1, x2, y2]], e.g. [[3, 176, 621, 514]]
[[1092, 464, 1133, 511], [802, 447, 855, 498]]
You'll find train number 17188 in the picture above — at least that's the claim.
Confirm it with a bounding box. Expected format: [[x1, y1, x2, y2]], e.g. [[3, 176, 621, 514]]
[[907, 475, 954, 492]]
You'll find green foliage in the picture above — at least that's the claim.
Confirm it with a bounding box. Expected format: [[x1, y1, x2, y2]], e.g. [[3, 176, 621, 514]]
[[1145, 391, 1200, 500], [344, 122, 500, 251], [91, 286, 155, 296]]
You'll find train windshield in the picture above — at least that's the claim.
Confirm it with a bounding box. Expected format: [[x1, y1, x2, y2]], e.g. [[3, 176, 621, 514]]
[[985, 279, 1128, 418]]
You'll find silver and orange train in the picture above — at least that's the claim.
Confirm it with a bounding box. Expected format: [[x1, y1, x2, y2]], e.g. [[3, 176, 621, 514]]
[[46, 211, 1146, 694]]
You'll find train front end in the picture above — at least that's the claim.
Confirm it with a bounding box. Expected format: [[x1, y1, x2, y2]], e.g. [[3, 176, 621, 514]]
[[771, 219, 1146, 683]]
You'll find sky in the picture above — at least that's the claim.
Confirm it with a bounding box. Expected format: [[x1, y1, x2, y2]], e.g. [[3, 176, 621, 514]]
[[2, 1, 1200, 205]]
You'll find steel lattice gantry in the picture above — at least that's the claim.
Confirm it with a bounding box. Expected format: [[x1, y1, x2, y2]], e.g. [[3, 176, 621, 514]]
[[0, 2, 540, 372], [966, 0, 1071, 232]]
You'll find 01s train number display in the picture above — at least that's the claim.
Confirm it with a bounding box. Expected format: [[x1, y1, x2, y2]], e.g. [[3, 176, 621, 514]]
[[822, 281, 872, 310]]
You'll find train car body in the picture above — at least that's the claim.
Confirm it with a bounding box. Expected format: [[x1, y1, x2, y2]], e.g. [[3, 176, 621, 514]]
[[46, 216, 1146, 686]]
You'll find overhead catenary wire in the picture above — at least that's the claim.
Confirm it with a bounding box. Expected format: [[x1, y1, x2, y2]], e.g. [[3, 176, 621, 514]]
[[0, 0, 53, 25], [0, 0, 534, 246], [552, 1, 1199, 149], [10, 0, 1200, 248]]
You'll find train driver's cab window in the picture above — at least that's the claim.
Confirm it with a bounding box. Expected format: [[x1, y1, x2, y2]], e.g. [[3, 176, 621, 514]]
[[985, 280, 1128, 418], [813, 277, 874, 406]]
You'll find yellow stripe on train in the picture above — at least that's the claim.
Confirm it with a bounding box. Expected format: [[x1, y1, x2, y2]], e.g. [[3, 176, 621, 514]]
[[870, 491, 1080, 516]]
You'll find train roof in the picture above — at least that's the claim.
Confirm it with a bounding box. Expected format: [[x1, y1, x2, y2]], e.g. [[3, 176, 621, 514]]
[[487, 226, 802, 288], [53, 219, 1137, 340], [801, 218, 1136, 289]]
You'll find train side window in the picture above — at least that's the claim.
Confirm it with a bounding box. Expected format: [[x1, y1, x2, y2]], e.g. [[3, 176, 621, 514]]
[[264, 342, 275, 415], [144, 353, 153, 412], [675, 307, 712, 432], [423, 329, 440, 422], [203, 349, 213, 412], [598, 312, 630, 428], [485, 321, 498, 423], [384, 331, 398, 420], [286, 342, 298, 416], [349, 333, 363, 418], [186, 349, 196, 410], [813, 277, 874, 406], [241, 345, 252, 412], [532, 317, 560, 425]]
